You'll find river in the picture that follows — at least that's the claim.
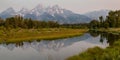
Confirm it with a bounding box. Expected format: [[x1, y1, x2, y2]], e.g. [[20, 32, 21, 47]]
[[0, 31, 119, 60]]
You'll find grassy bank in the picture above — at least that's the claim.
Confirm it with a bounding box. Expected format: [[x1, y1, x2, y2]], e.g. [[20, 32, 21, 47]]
[[67, 40, 120, 60], [67, 28, 120, 60], [90, 28, 120, 35], [0, 28, 88, 43]]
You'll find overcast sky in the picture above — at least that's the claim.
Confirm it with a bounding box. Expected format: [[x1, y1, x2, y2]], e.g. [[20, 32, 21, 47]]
[[0, 0, 120, 14]]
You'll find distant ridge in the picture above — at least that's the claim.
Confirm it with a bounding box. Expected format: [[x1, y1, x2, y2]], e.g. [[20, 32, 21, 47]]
[[84, 10, 110, 20]]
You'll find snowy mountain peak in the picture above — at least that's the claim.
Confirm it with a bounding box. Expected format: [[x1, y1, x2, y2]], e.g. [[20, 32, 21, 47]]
[[30, 4, 45, 16], [45, 5, 64, 16], [16, 8, 29, 16], [52, 5, 64, 14], [32, 4, 44, 11], [3, 7, 15, 13], [0, 7, 16, 19], [36, 4, 44, 9], [19, 8, 28, 12], [52, 5, 60, 9]]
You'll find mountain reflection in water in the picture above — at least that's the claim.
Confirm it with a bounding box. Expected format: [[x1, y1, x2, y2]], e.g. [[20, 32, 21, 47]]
[[0, 32, 116, 60]]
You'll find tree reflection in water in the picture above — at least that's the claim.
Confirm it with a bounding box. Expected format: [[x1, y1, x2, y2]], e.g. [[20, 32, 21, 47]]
[[89, 31, 120, 46]]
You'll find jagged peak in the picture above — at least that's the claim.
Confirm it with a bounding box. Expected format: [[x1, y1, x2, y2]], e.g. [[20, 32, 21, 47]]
[[33, 3, 45, 10], [20, 8, 28, 11], [36, 4, 43, 8], [1, 7, 16, 14], [30, 4, 45, 14], [52, 5, 60, 8], [5, 7, 15, 12]]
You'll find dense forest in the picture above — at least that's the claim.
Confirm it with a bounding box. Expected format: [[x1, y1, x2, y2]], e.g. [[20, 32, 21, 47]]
[[89, 10, 120, 29], [0, 15, 89, 29], [0, 15, 60, 29]]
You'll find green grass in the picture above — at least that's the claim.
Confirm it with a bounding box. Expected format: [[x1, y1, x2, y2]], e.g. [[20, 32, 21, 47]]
[[67, 40, 120, 60], [0, 28, 88, 43]]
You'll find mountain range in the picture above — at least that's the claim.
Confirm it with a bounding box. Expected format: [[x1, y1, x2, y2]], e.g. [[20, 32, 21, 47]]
[[0, 4, 109, 23], [84, 10, 109, 20]]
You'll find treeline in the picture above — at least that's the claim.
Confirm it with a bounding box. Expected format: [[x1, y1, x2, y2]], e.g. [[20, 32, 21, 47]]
[[0, 15, 60, 29], [89, 10, 120, 29], [0, 15, 89, 29], [61, 23, 89, 29], [1, 10, 119, 29]]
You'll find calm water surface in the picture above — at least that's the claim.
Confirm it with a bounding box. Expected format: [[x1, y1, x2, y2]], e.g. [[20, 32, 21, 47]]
[[0, 32, 119, 60]]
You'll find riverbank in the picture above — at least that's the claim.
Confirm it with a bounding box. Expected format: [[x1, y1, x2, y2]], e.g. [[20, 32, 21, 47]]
[[0, 28, 88, 43], [90, 28, 120, 35], [67, 28, 120, 60], [67, 40, 120, 60]]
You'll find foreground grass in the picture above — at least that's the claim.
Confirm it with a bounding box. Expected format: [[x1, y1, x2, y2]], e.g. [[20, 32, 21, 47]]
[[67, 40, 120, 60], [0, 28, 87, 43]]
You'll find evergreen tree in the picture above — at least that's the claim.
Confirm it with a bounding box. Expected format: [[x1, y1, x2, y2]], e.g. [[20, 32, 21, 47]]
[[89, 20, 100, 29], [99, 16, 104, 28]]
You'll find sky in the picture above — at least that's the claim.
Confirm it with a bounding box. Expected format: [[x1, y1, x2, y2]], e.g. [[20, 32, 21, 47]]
[[0, 0, 120, 14]]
